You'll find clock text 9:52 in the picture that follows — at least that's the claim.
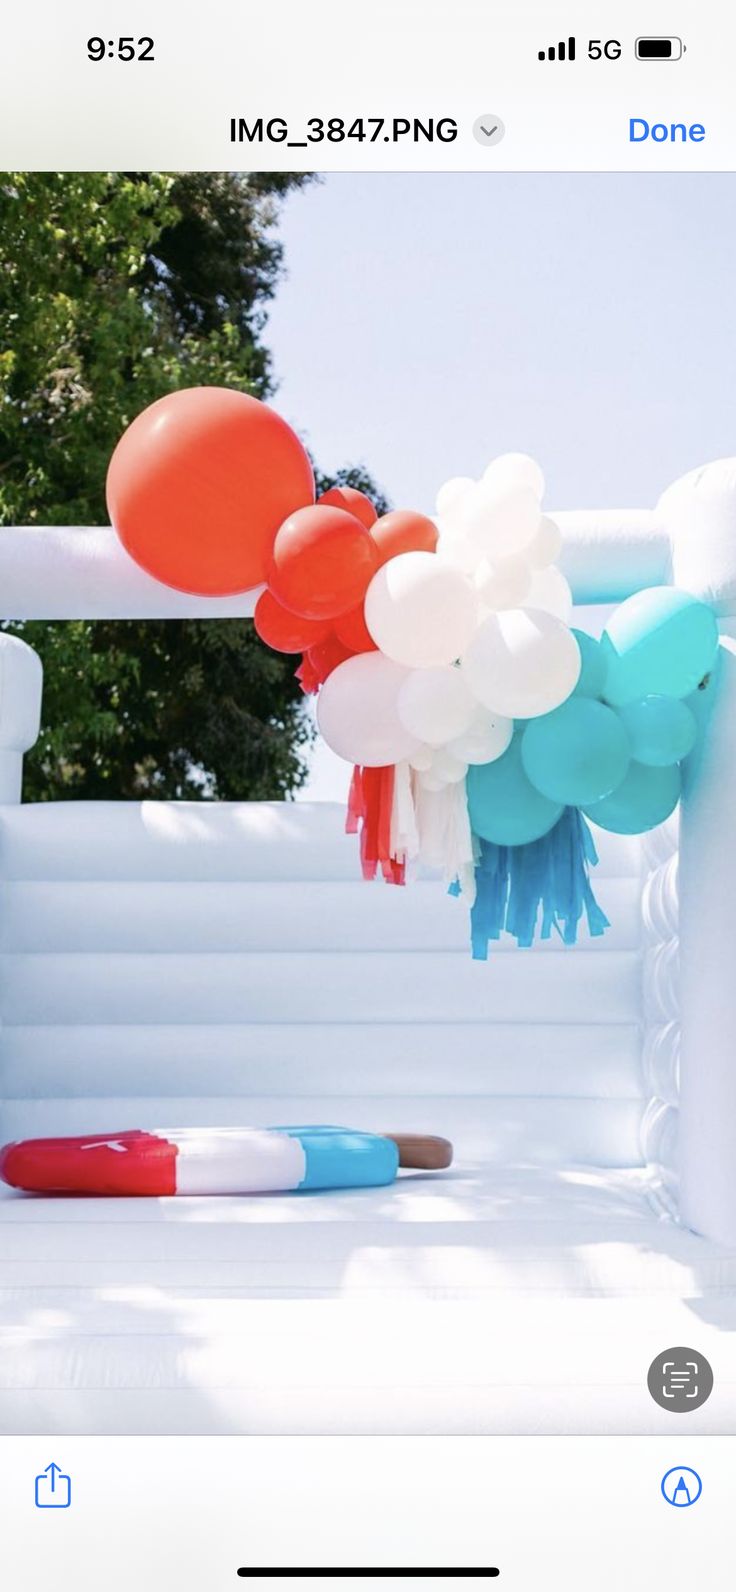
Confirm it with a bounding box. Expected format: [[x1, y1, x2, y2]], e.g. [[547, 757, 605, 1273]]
[[87, 37, 154, 61]]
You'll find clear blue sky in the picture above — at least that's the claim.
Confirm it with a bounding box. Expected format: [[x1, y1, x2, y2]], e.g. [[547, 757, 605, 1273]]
[[264, 172, 736, 796], [267, 172, 736, 515]]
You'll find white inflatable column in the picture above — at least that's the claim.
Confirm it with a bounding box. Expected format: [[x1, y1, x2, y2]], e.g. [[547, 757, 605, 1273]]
[[0, 634, 43, 802], [661, 460, 736, 1242], [639, 814, 680, 1208]]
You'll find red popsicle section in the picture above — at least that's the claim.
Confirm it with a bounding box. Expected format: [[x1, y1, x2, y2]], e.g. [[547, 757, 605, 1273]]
[[0, 1130, 177, 1195]]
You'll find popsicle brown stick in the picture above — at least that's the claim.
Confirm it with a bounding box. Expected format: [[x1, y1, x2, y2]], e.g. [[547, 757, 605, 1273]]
[[382, 1133, 453, 1170]]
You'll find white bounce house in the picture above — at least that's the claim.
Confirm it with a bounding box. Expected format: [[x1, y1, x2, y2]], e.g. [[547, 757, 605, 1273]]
[[2, 459, 736, 1435]]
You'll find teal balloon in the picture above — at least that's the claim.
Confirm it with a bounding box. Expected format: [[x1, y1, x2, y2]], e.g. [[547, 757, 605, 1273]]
[[521, 698, 630, 807], [467, 735, 563, 846], [571, 629, 608, 699], [601, 586, 718, 707], [619, 695, 697, 767], [583, 760, 681, 835]]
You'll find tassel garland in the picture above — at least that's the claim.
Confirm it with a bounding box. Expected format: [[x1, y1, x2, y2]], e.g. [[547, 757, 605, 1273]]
[[347, 765, 405, 885], [461, 807, 610, 960]]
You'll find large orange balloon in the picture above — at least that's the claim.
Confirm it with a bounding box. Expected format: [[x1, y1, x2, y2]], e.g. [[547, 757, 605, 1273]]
[[317, 486, 378, 529], [254, 590, 333, 654], [107, 387, 314, 597], [372, 509, 438, 565], [268, 505, 379, 620]]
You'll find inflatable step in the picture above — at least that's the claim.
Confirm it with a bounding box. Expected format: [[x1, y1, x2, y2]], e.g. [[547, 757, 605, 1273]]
[[0, 801, 645, 882], [0, 949, 643, 1026], [0, 1020, 643, 1100], [0, 1095, 644, 1169], [0, 877, 641, 953]]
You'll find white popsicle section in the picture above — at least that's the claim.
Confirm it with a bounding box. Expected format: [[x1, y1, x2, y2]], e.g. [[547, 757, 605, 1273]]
[[164, 1128, 306, 1194]]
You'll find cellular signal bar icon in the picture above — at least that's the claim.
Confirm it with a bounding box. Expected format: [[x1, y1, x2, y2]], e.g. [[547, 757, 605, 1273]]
[[538, 36, 576, 61]]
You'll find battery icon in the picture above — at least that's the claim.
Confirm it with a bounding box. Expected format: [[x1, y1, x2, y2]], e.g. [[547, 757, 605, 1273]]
[[635, 36, 684, 59]]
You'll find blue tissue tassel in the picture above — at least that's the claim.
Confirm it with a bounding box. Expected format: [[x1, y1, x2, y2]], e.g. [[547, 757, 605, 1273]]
[[463, 808, 610, 959]]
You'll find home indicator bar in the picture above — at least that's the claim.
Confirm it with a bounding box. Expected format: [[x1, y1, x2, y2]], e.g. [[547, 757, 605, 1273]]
[[237, 1572, 501, 1582]]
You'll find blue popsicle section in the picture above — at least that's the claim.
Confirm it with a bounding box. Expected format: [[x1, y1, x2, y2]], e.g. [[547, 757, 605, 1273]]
[[276, 1125, 400, 1190]]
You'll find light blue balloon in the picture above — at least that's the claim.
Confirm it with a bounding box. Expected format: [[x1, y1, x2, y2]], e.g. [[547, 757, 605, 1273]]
[[619, 695, 697, 767], [467, 735, 563, 846], [521, 698, 630, 807], [571, 629, 608, 699], [601, 586, 718, 707], [583, 760, 681, 835]]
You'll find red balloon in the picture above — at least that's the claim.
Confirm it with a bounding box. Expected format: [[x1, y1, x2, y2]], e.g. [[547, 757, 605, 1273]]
[[318, 486, 378, 529], [268, 505, 379, 620], [308, 633, 355, 679], [107, 387, 314, 597], [254, 590, 333, 654], [297, 634, 355, 694], [372, 509, 438, 565], [334, 603, 377, 654]]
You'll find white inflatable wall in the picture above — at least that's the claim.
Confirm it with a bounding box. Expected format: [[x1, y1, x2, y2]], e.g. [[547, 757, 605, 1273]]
[[0, 636, 43, 802], [0, 460, 735, 1242], [639, 814, 680, 1208], [663, 462, 736, 1244], [0, 800, 645, 1167]]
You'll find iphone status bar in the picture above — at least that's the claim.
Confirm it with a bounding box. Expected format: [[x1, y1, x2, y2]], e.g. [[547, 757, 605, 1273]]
[[0, 0, 730, 170]]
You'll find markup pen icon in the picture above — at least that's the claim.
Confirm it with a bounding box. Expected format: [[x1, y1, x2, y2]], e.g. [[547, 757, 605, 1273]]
[[661, 1466, 702, 1508], [35, 1462, 71, 1509]]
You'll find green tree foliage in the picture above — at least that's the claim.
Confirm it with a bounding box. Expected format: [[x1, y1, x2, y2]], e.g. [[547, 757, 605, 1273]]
[[0, 172, 387, 800]]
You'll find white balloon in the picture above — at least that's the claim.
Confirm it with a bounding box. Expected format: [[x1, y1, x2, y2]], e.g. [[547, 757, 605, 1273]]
[[431, 748, 468, 784], [398, 665, 476, 747], [436, 526, 483, 575], [409, 743, 434, 773], [455, 483, 489, 539], [365, 551, 478, 669], [474, 554, 532, 611], [528, 514, 562, 570], [448, 706, 513, 765], [482, 452, 545, 502], [435, 475, 475, 518], [461, 608, 581, 719], [419, 770, 449, 793], [526, 565, 573, 624], [317, 653, 420, 767], [460, 481, 541, 559]]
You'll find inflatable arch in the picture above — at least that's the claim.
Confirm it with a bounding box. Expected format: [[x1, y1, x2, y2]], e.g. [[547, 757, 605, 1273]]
[[0, 457, 734, 1256]]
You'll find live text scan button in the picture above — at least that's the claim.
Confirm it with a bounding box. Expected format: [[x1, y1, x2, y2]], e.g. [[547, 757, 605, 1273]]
[[648, 1347, 714, 1412]]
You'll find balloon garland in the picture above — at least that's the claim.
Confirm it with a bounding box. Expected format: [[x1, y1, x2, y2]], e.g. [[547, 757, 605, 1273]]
[[107, 389, 720, 959]]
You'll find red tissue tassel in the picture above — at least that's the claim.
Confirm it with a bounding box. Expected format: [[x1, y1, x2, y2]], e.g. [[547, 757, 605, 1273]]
[[295, 651, 321, 695], [296, 634, 355, 695], [347, 765, 405, 886]]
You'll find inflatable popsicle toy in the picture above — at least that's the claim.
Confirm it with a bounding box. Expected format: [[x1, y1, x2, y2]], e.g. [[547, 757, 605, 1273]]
[[0, 1125, 453, 1196]]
